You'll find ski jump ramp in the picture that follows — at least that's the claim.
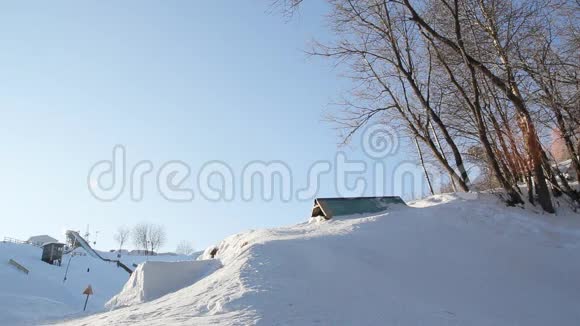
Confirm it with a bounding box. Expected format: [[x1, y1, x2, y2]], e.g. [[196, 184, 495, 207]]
[[66, 230, 133, 274]]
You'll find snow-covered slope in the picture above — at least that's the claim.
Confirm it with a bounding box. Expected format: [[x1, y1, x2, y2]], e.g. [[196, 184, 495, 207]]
[[60, 193, 580, 325], [105, 259, 221, 309], [0, 243, 194, 325]]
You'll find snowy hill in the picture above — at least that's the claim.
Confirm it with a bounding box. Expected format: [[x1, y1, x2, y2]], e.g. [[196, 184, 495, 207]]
[[105, 259, 221, 309], [0, 243, 196, 325], [52, 194, 580, 324]]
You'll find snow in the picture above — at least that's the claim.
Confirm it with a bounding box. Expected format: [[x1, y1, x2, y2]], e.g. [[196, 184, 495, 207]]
[[3, 193, 580, 325], [26, 235, 59, 246], [0, 243, 195, 325], [105, 259, 221, 309], [54, 193, 580, 326]]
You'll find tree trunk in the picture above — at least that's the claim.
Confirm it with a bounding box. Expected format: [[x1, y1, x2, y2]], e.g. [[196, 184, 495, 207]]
[[430, 122, 457, 192], [414, 136, 435, 196], [404, 0, 554, 212]]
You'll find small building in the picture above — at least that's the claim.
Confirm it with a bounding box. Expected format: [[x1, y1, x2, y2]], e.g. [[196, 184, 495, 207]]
[[311, 196, 406, 220], [27, 235, 58, 246], [41, 242, 65, 265]]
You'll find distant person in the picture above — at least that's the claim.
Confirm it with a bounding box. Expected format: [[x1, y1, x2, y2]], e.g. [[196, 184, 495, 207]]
[[210, 248, 218, 259]]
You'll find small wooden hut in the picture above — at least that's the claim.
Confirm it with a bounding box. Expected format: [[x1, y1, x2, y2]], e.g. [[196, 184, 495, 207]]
[[41, 242, 65, 265]]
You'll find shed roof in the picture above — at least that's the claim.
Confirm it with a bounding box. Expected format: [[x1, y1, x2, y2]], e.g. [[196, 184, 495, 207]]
[[312, 196, 406, 219], [27, 235, 58, 245], [42, 242, 65, 247]]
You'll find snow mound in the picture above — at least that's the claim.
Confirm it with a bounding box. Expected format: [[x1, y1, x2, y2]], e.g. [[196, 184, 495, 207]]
[[0, 243, 195, 325], [106, 260, 221, 309], [60, 193, 580, 325]]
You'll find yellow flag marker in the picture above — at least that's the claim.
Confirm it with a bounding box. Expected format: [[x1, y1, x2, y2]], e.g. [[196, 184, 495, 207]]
[[82, 285, 93, 311]]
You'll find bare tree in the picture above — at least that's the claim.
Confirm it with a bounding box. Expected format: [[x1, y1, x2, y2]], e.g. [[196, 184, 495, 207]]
[[132, 223, 166, 255], [148, 224, 166, 253], [414, 136, 435, 195], [279, 0, 580, 212], [132, 223, 149, 254], [400, 0, 554, 211], [311, 0, 471, 192], [114, 226, 130, 252], [176, 241, 195, 256]]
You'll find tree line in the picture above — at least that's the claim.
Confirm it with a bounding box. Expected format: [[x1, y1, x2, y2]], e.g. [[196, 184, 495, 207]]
[[114, 223, 166, 255], [114, 224, 195, 255], [282, 0, 579, 212]]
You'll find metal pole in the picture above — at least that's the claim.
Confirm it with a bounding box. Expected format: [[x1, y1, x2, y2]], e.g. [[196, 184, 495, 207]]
[[83, 294, 89, 311], [63, 254, 73, 283], [63, 237, 77, 283]]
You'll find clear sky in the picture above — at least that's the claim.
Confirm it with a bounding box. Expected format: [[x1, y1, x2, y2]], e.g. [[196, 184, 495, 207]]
[[0, 1, 422, 252]]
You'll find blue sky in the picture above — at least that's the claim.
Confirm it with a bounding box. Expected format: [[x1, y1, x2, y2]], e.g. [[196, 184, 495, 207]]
[[0, 1, 420, 251]]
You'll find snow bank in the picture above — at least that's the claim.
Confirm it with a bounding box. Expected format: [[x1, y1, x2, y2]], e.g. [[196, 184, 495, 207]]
[[106, 260, 221, 309], [0, 243, 194, 325], [58, 193, 580, 325]]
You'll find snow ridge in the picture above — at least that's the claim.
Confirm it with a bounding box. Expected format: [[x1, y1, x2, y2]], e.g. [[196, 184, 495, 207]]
[[59, 193, 580, 325]]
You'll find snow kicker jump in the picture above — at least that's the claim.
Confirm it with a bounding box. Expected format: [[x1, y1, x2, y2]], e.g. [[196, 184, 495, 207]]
[[65, 230, 133, 274]]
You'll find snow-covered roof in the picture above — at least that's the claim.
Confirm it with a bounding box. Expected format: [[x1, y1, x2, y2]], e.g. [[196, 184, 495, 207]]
[[27, 235, 58, 245], [41, 242, 65, 247]]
